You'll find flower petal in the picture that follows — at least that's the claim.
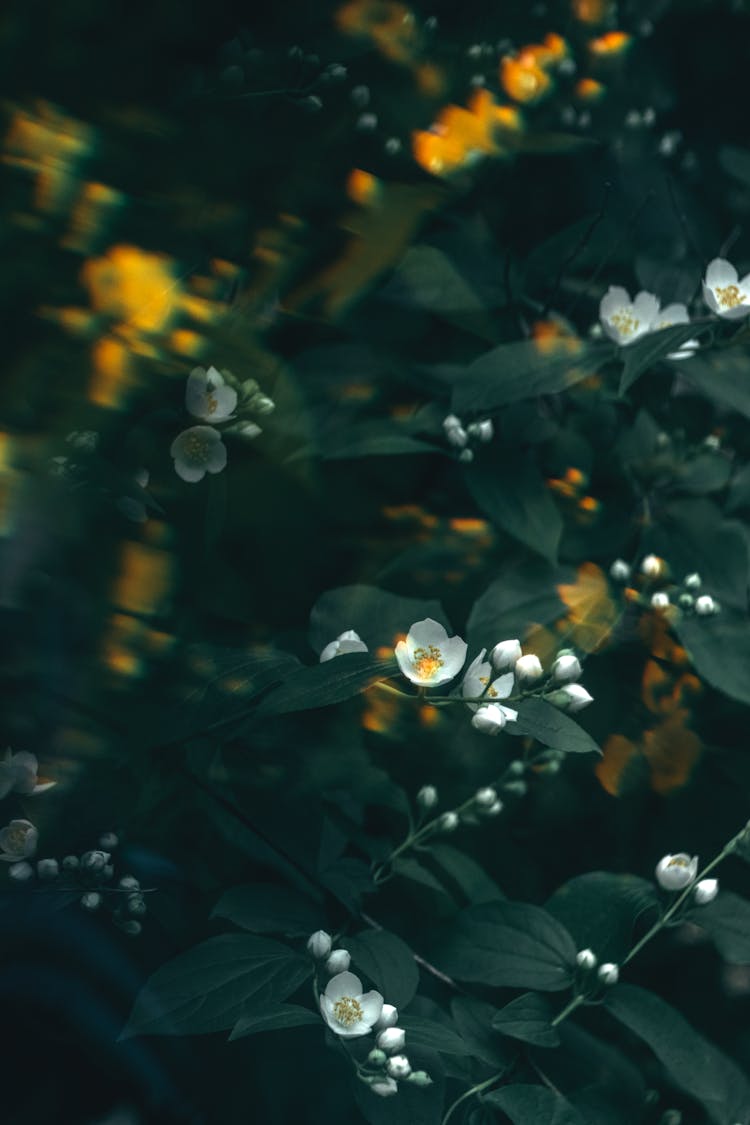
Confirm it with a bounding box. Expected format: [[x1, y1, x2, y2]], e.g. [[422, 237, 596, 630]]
[[702, 282, 720, 315], [705, 258, 737, 288], [324, 971, 363, 1001], [599, 286, 631, 320], [632, 291, 660, 328], [657, 303, 689, 327], [174, 462, 206, 483], [490, 672, 515, 700], [406, 618, 450, 651], [394, 640, 414, 679], [205, 440, 228, 475], [358, 991, 385, 1026]]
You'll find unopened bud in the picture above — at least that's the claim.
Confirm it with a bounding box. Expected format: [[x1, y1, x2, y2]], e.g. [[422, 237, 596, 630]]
[[507, 759, 525, 776], [62, 854, 80, 871], [504, 779, 528, 796], [693, 878, 719, 905], [440, 811, 459, 832], [514, 654, 543, 684], [386, 1054, 411, 1079], [490, 638, 522, 672], [408, 1070, 433, 1087], [37, 858, 59, 880], [651, 592, 670, 610], [376, 1004, 399, 1029], [482, 799, 503, 816], [377, 1027, 406, 1053], [551, 653, 582, 682], [80, 891, 102, 911], [81, 850, 110, 873], [458, 448, 474, 463], [684, 572, 701, 589], [598, 962, 619, 986], [307, 930, 333, 958], [576, 948, 597, 970], [9, 861, 34, 883], [351, 84, 370, 107], [610, 559, 631, 582], [120, 919, 142, 936], [368, 1048, 387, 1066], [641, 555, 664, 579], [417, 785, 438, 809], [99, 833, 119, 850], [326, 948, 351, 973], [655, 853, 698, 891], [695, 595, 716, 616], [118, 875, 140, 891], [678, 593, 694, 609], [370, 1077, 398, 1097], [127, 894, 147, 917], [471, 704, 507, 735], [474, 786, 498, 807]]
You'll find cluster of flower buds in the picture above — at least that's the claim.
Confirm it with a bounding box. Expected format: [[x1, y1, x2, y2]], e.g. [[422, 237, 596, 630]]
[[442, 414, 494, 462], [610, 558, 720, 618], [575, 947, 619, 988], [655, 853, 718, 904]]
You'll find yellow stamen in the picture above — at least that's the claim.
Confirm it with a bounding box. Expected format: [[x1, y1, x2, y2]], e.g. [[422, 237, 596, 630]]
[[333, 996, 364, 1026], [413, 644, 444, 679], [610, 310, 639, 338], [715, 284, 745, 309]]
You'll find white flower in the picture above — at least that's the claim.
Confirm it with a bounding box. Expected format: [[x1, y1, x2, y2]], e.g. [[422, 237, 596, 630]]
[[694, 878, 719, 905], [395, 619, 467, 687], [653, 303, 700, 360], [576, 948, 597, 970], [547, 684, 594, 712], [440, 811, 459, 832], [320, 971, 384, 1038], [320, 629, 368, 662], [386, 1055, 411, 1079], [416, 785, 438, 809], [474, 786, 498, 808], [609, 559, 631, 582], [471, 704, 509, 735], [640, 554, 664, 578], [514, 653, 543, 684], [0, 819, 38, 863], [371, 1078, 398, 1097], [684, 572, 702, 589], [0, 749, 55, 799], [186, 366, 237, 422], [598, 962, 619, 986], [443, 416, 468, 448], [655, 853, 698, 891], [377, 1027, 406, 1053], [695, 595, 717, 616], [170, 426, 227, 483], [651, 592, 670, 610], [702, 258, 750, 319], [307, 930, 332, 958], [551, 653, 581, 683], [462, 650, 517, 722], [375, 1004, 399, 1029], [599, 286, 660, 346], [467, 419, 494, 442], [326, 949, 351, 973], [490, 638, 522, 672]]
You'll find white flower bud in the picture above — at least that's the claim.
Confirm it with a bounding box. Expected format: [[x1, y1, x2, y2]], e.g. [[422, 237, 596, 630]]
[[326, 948, 351, 973], [62, 855, 80, 871], [375, 1004, 399, 1029], [367, 1048, 387, 1066], [655, 853, 698, 891], [370, 1078, 398, 1097], [8, 860, 34, 882], [471, 704, 507, 735], [307, 930, 333, 958], [482, 799, 503, 816], [576, 948, 597, 970], [377, 1027, 406, 1053], [547, 684, 593, 712], [386, 1054, 411, 1079], [80, 891, 102, 911], [694, 878, 719, 905], [609, 559, 631, 582], [552, 653, 582, 682], [704, 434, 720, 450], [598, 962, 619, 986], [678, 593, 694, 609], [490, 638, 522, 672], [408, 1070, 433, 1087], [514, 654, 543, 684], [81, 850, 110, 873], [127, 894, 147, 916], [503, 779, 528, 796], [99, 832, 119, 850], [443, 414, 461, 431], [467, 419, 494, 442], [641, 555, 664, 579], [695, 595, 716, 616], [440, 811, 459, 832], [650, 592, 670, 610], [37, 858, 59, 880], [118, 875, 140, 891], [458, 448, 474, 463], [474, 786, 498, 807], [507, 759, 525, 776], [120, 919, 142, 936], [445, 424, 468, 449], [417, 785, 438, 809], [684, 572, 701, 589]]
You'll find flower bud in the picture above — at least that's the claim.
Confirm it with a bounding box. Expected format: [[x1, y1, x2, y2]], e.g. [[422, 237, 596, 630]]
[[678, 593, 694, 610], [467, 419, 494, 442], [547, 684, 593, 712], [376, 1003, 399, 1029], [482, 799, 503, 816], [120, 919, 142, 936], [507, 759, 525, 776], [598, 962, 619, 986], [694, 878, 719, 905], [370, 1078, 398, 1097], [684, 572, 701, 589], [307, 930, 333, 958], [695, 595, 716, 616], [408, 1070, 433, 1087], [655, 853, 698, 891], [474, 786, 498, 807], [8, 860, 34, 882], [609, 559, 631, 582], [576, 948, 597, 970], [386, 1055, 411, 1079], [37, 858, 59, 880], [377, 1027, 406, 1053], [118, 875, 139, 891], [650, 592, 670, 610], [416, 785, 438, 809], [458, 448, 474, 463], [127, 894, 147, 917], [490, 639, 522, 672], [514, 654, 543, 684], [471, 704, 507, 735], [99, 832, 119, 850], [249, 393, 275, 416], [326, 948, 351, 973], [62, 855, 80, 871], [80, 891, 102, 911], [551, 653, 582, 683], [503, 779, 527, 797], [81, 850, 110, 874], [445, 424, 468, 449], [440, 811, 459, 832], [641, 554, 664, 579], [367, 1048, 387, 1066]]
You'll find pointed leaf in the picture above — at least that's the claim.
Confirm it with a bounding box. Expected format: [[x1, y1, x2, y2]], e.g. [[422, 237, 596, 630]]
[[464, 455, 562, 563], [229, 1004, 320, 1039], [515, 697, 601, 755], [211, 884, 323, 936], [484, 1085, 588, 1124], [619, 323, 711, 394], [687, 891, 750, 963], [492, 992, 559, 1047], [346, 928, 419, 1008], [253, 653, 397, 717]]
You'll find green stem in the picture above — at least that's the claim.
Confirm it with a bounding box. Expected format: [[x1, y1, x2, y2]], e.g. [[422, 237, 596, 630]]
[[441, 1070, 505, 1125], [551, 993, 585, 1027]]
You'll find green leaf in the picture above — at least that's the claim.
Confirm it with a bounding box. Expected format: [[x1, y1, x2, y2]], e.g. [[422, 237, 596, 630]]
[[464, 454, 562, 563], [451, 996, 515, 1068], [546, 873, 658, 963], [467, 559, 563, 652], [676, 352, 750, 420], [491, 992, 560, 1047], [384, 244, 494, 338], [619, 323, 711, 394], [515, 697, 601, 755], [675, 453, 731, 495], [645, 498, 748, 611], [318, 422, 440, 460], [429, 843, 505, 904], [606, 984, 750, 1124], [211, 884, 323, 936], [399, 1014, 472, 1056], [484, 1084, 588, 1124], [674, 610, 750, 706], [308, 585, 447, 657], [392, 857, 452, 896], [121, 934, 312, 1038], [229, 1003, 320, 1039], [319, 857, 375, 912], [253, 653, 397, 717], [719, 144, 750, 186], [346, 928, 420, 1008], [687, 891, 750, 962], [432, 901, 577, 991]]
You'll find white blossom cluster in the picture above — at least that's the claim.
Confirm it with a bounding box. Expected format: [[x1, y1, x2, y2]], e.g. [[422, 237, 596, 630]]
[[442, 413, 493, 463], [609, 557, 720, 616], [655, 852, 718, 904]]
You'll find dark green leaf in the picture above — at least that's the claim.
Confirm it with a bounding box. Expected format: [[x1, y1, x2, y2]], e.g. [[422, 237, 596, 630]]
[[546, 873, 658, 963], [429, 843, 505, 904], [229, 1004, 320, 1039], [317, 422, 440, 460], [619, 323, 711, 394], [211, 883, 323, 935], [399, 1014, 472, 1056], [467, 559, 563, 652], [121, 934, 311, 1038], [484, 1084, 588, 1124], [676, 352, 750, 420], [675, 453, 731, 495], [253, 653, 397, 717], [719, 144, 750, 186], [392, 857, 452, 896], [515, 697, 601, 755], [492, 992, 560, 1047], [432, 901, 577, 991], [346, 928, 420, 1008], [674, 610, 750, 706], [687, 891, 750, 963], [319, 858, 375, 912], [607, 984, 750, 1124], [464, 454, 562, 563], [451, 996, 515, 1068]]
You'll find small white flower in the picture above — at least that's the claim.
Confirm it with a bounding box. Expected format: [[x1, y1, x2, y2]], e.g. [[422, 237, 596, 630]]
[[576, 948, 597, 970], [599, 286, 660, 346], [170, 426, 227, 483], [462, 650, 517, 721], [444, 422, 468, 449], [440, 811, 459, 832], [609, 559, 631, 582], [416, 785, 438, 809], [377, 1027, 406, 1053], [320, 971, 384, 1038], [474, 786, 498, 807], [320, 629, 368, 662], [386, 1055, 411, 1079], [684, 572, 702, 589], [375, 1004, 399, 1029], [514, 653, 543, 684], [551, 653, 581, 683], [694, 878, 719, 905], [307, 930, 332, 958], [186, 366, 237, 422], [548, 684, 594, 712], [490, 638, 522, 672], [471, 704, 508, 735], [651, 592, 670, 610], [598, 962, 619, 986], [395, 619, 467, 687], [655, 853, 698, 891], [326, 949, 351, 974], [371, 1078, 398, 1097], [467, 419, 494, 442], [703, 258, 750, 319], [695, 595, 717, 616], [0, 819, 38, 862], [653, 303, 700, 360], [0, 749, 55, 799], [640, 554, 664, 578]]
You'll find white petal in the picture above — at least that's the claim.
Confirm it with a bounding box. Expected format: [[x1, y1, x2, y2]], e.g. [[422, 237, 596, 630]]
[[338, 630, 363, 642], [336, 640, 368, 656], [205, 440, 228, 475], [499, 704, 518, 723], [705, 258, 737, 287], [395, 640, 414, 679], [210, 384, 238, 422], [439, 635, 468, 679], [490, 672, 514, 700], [702, 282, 720, 314], [406, 618, 450, 652], [632, 291, 660, 328], [358, 991, 384, 1026], [186, 368, 210, 417], [324, 971, 363, 1001], [599, 286, 631, 320], [657, 303, 689, 327], [205, 366, 226, 389], [174, 462, 206, 483]]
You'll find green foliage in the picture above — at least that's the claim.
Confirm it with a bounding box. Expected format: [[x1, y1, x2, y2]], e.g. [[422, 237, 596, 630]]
[[687, 890, 750, 962], [464, 453, 563, 562], [491, 992, 560, 1047], [546, 873, 658, 963], [345, 929, 420, 1008], [484, 1084, 587, 1124], [514, 698, 601, 755], [211, 883, 324, 936]]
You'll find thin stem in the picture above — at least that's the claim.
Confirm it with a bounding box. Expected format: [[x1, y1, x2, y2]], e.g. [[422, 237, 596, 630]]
[[551, 993, 585, 1028], [441, 1070, 505, 1125]]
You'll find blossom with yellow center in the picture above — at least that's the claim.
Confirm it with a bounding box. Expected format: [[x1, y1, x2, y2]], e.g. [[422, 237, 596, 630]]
[[186, 366, 237, 422], [320, 971, 384, 1038], [702, 257, 750, 320], [599, 286, 659, 346], [170, 425, 227, 483], [655, 852, 698, 891], [461, 650, 517, 723], [395, 618, 467, 687], [0, 819, 38, 862]]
